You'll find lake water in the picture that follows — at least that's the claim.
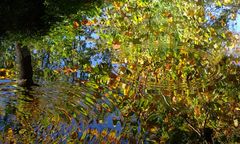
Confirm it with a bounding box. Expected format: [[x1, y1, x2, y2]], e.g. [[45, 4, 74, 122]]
[[0, 79, 142, 143]]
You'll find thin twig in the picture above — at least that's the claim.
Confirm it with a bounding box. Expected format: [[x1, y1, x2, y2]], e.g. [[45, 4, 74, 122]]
[[159, 89, 201, 136]]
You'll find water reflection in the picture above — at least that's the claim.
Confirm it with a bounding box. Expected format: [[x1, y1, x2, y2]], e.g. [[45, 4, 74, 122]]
[[0, 80, 139, 143]]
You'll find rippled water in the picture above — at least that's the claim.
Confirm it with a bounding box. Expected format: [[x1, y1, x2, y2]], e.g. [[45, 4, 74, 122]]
[[1, 58, 239, 143], [0, 79, 139, 143]]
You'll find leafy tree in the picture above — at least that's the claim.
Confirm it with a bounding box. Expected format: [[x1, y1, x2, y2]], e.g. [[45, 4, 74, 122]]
[[0, 0, 103, 84]]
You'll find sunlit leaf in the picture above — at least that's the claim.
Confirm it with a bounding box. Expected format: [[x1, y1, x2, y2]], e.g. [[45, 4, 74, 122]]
[[223, 0, 232, 5], [112, 41, 121, 49], [73, 20, 79, 29], [19, 129, 27, 135], [194, 105, 201, 117], [167, 16, 173, 23], [216, 1, 222, 7]]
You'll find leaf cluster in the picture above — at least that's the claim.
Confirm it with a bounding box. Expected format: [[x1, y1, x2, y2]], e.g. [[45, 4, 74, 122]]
[[95, 0, 240, 142]]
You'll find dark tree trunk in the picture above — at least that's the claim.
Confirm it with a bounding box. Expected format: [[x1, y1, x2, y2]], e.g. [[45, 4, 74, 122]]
[[16, 43, 34, 87]]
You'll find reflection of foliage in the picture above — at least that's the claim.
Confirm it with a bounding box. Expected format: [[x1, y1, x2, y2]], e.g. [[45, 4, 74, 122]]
[[0, 0, 104, 82], [95, 0, 240, 143], [0, 82, 137, 143], [0, 0, 240, 143], [0, 69, 15, 79], [0, 40, 15, 69]]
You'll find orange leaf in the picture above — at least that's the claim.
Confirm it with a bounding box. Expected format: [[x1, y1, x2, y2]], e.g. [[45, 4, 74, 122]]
[[101, 129, 108, 137], [112, 41, 121, 49], [194, 106, 201, 117], [113, 2, 121, 10], [165, 64, 171, 70], [81, 19, 94, 26], [163, 11, 172, 18], [210, 15, 216, 20], [63, 67, 77, 74], [125, 31, 133, 36], [73, 20, 79, 29]]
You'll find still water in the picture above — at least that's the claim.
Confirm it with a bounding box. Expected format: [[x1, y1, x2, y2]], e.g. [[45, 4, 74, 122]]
[[0, 79, 139, 143]]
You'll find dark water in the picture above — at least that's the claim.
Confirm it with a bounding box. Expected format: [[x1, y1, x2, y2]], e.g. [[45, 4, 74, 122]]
[[0, 79, 139, 143]]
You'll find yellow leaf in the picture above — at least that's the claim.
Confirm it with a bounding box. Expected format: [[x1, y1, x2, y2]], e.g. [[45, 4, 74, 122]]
[[113, 2, 121, 10], [234, 119, 238, 127], [138, 59, 144, 64], [108, 131, 116, 142], [216, 1, 222, 7], [223, 0, 232, 5], [124, 58, 128, 63], [220, 19, 226, 27], [90, 129, 99, 137], [167, 17, 173, 23], [198, 17, 203, 23], [7, 128, 13, 136], [180, 48, 188, 56], [229, 43, 235, 49], [150, 126, 158, 133], [163, 11, 172, 17], [122, 83, 126, 89], [123, 84, 130, 96], [19, 129, 27, 135], [235, 107, 240, 111], [187, 9, 195, 17], [159, 27, 165, 32], [106, 20, 110, 26], [0, 68, 14, 78], [204, 32, 209, 38], [209, 27, 216, 35], [221, 33, 226, 39], [230, 13, 237, 20]]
